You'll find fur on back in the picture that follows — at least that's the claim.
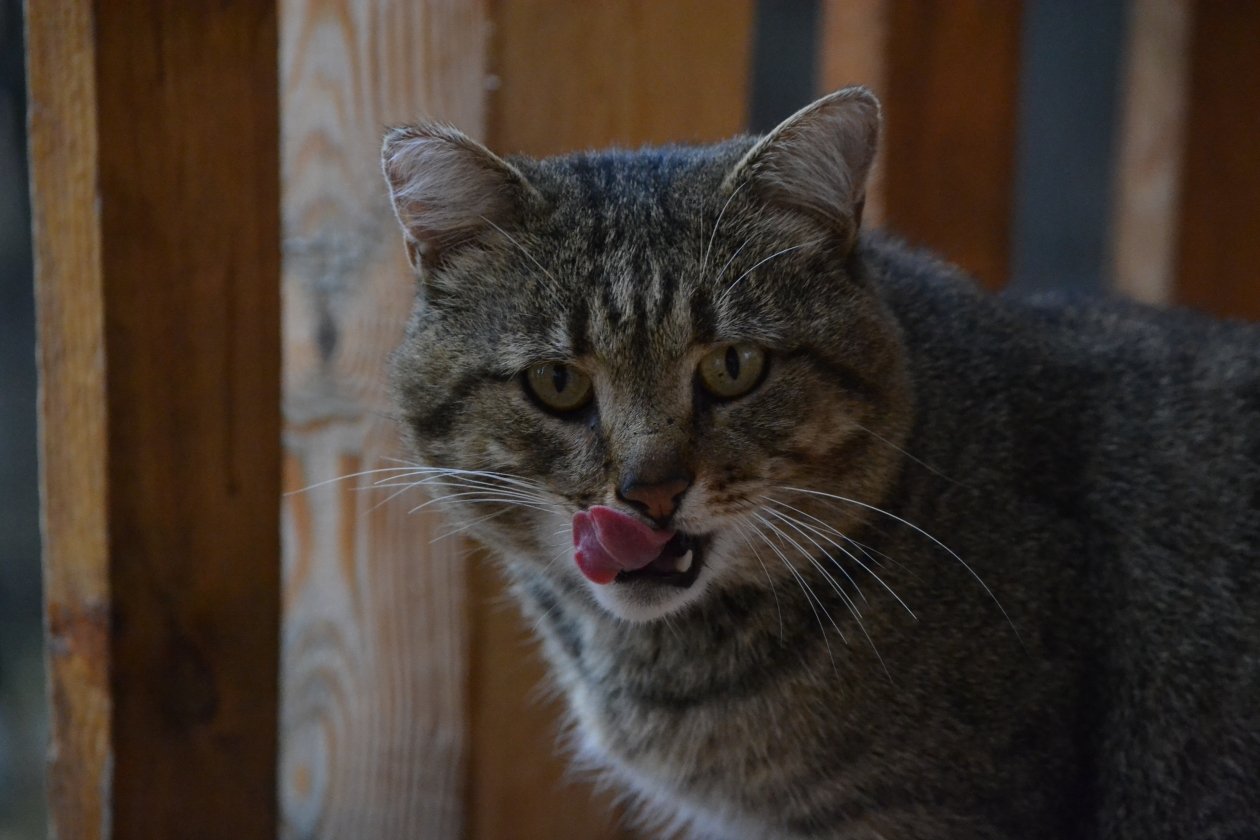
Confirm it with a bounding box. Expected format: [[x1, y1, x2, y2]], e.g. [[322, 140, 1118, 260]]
[[382, 88, 1260, 839]]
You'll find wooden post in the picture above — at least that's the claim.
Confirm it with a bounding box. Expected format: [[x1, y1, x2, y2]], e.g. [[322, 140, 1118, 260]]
[[29, 2, 282, 838], [1109, 0, 1190, 306], [278, 2, 488, 837], [820, 1, 1023, 291]]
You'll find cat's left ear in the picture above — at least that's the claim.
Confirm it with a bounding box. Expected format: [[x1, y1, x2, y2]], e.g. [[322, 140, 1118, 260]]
[[725, 86, 880, 246], [381, 122, 539, 271]]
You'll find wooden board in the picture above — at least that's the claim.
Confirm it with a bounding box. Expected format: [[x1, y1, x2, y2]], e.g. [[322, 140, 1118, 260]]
[[818, 0, 890, 226], [1109, 0, 1190, 306], [488, 0, 756, 156], [27, 4, 111, 836], [1175, 1, 1260, 320], [878, 0, 1024, 291], [31, 2, 283, 837], [278, 2, 488, 837], [466, 3, 756, 837]]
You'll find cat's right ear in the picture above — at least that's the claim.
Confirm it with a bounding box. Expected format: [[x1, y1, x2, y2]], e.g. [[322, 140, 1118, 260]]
[[724, 86, 880, 247], [381, 123, 538, 271]]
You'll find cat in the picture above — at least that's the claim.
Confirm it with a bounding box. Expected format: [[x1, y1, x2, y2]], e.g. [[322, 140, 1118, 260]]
[[380, 87, 1260, 839]]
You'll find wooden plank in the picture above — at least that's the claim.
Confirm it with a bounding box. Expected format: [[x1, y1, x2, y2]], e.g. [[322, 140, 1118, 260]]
[[879, 0, 1023, 290], [30, 2, 283, 838], [95, 4, 283, 836], [818, 0, 889, 226], [488, 0, 756, 155], [278, 2, 488, 837], [469, 3, 756, 838], [27, 4, 111, 837], [1110, 0, 1190, 306], [1175, 1, 1260, 320]]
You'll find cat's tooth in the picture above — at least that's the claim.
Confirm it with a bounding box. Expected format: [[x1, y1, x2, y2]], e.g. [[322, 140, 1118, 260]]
[[674, 550, 694, 574]]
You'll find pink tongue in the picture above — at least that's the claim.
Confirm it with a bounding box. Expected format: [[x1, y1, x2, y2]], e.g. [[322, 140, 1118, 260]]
[[572, 505, 675, 585]]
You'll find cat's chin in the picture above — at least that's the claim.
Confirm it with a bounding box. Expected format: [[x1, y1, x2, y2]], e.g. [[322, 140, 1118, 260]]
[[587, 574, 712, 623], [584, 535, 714, 622]]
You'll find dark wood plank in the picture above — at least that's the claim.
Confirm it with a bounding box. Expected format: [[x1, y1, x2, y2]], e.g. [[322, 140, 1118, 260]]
[[1175, 1, 1260, 320], [31, 3, 282, 837], [880, 0, 1024, 290]]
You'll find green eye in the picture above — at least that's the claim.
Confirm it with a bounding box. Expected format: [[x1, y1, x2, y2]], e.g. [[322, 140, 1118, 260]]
[[697, 343, 767, 399], [524, 362, 593, 413]]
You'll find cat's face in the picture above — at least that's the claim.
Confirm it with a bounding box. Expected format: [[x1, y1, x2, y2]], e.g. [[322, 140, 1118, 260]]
[[385, 89, 910, 622]]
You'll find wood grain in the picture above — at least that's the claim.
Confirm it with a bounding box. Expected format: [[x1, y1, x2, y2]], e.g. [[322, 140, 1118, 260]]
[[467, 3, 755, 837], [880, 0, 1024, 291], [1110, 0, 1190, 306], [27, 4, 111, 837], [32, 2, 283, 837], [278, 1, 487, 837], [1175, 1, 1260, 320]]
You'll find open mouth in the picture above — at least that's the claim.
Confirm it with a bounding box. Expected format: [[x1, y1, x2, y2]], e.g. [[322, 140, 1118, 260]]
[[615, 532, 708, 588]]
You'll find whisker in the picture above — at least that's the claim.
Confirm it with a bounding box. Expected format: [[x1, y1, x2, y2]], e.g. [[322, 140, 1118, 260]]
[[764, 499, 917, 620], [763, 507, 867, 606], [760, 508, 896, 683], [782, 486, 1021, 642], [732, 519, 784, 642], [479, 214, 558, 285], [748, 519, 841, 676], [719, 238, 824, 305], [850, 421, 969, 489], [701, 181, 748, 272], [286, 465, 434, 496], [709, 234, 754, 287], [751, 514, 850, 645]]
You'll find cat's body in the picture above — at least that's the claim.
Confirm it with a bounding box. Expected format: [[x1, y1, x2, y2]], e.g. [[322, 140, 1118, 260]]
[[382, 89, 1260, 838]]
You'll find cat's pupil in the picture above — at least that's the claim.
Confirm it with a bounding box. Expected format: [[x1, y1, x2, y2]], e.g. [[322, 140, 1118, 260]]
[[724, 346, 740, 381], [552, 364, 569, 394]]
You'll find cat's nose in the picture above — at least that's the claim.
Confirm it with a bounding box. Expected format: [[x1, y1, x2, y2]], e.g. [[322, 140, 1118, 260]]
[[616, 472, 692, 525]]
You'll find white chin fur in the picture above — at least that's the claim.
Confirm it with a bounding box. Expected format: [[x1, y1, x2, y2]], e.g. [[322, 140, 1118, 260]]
[[586, 567, 712, 622]]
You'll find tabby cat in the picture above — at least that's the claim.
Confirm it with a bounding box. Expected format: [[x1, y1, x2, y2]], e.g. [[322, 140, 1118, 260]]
[[381, 88, 1260, 839]]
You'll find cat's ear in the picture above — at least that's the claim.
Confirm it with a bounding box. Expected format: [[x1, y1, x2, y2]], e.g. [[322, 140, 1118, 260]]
[[725, 86, 880, 245], [381, 122, 538, 271]]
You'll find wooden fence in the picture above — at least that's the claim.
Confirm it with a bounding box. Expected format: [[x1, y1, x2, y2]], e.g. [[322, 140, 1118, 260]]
[[28, 1, 1259, 838]]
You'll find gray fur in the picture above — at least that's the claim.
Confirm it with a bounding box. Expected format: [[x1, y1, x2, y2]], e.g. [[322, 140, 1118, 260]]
[[382, 87, 1260, 838]]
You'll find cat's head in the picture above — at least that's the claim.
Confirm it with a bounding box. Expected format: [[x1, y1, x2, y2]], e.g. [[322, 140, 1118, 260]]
[[382, 88, 911, 622]]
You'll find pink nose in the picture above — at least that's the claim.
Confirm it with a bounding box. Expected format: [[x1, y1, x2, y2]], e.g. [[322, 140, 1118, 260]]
[[617, 476, 691, 523]]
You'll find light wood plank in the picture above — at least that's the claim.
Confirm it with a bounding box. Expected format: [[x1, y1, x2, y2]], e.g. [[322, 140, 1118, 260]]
[[27, 4, 111, 836], [278, 1, 488, 837], [467, 3, 755, 837], [1110, 0, 1191, 306], [818, 0, 890, 227]]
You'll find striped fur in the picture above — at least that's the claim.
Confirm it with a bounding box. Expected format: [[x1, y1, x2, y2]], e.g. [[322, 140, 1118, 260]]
[[383, 88, 1260, 838]]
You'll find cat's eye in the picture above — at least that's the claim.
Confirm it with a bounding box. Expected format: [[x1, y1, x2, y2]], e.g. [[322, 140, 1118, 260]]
[[697, 343, 767, 400], [524, 362, 594, 414]]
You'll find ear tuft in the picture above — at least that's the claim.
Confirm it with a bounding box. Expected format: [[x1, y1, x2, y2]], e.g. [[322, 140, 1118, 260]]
[[726, 86, 881, 241], [381, 123, 536, 269]]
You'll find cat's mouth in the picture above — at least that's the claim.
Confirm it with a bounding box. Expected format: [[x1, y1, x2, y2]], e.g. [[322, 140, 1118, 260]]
[[614, 532, 708, 588]]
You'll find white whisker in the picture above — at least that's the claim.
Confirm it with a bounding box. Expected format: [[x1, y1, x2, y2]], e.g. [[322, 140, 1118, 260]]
[[782, 485, 1020, 642]]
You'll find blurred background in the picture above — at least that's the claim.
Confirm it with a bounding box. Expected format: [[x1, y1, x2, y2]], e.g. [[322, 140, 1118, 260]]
[[11, 1, 1260, 839], [0, 0, 44, 837]]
